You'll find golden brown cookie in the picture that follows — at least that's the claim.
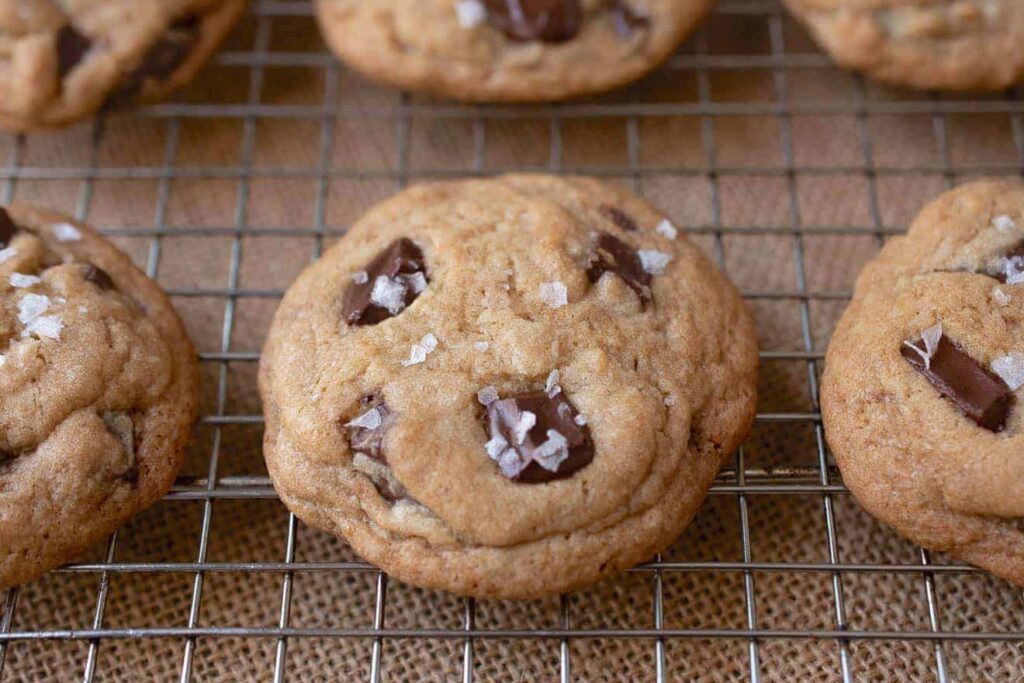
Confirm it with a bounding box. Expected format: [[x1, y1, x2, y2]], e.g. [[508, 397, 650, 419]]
[[313, 0, 714, 102], [0, 0, 247, 131], [0, 203, 199, 589], [784, 0, 1024, 90], [259, 175, 758, 599], [823, 179, 1024, 585]]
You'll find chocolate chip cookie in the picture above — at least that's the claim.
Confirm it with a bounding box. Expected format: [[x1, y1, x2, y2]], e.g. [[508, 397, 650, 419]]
[[259, 175, 758, 599], [0, 0, 247, 131], [823, 179, 1024, 585], [784, 0, 1024, 90], [0, 203, 199, 589], [313, 1, 714, 102]]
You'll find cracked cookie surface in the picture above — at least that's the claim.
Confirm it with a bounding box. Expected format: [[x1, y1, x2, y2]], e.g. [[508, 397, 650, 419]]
[[784, 0, 1024, 90], [0, 203, 199, 589], [313, 0, 714, 102], [823, 179, 1024, 586], [259, 175, 758, 599], [0, 0, 247, 131]]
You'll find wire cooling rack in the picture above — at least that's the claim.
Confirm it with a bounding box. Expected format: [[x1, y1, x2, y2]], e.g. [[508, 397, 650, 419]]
[[2, 0, 1024, 681]]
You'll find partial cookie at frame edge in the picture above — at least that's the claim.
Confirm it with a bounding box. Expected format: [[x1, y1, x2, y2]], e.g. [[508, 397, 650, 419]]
[[312, 0, 715, 102], [258, 174, 758, 599], [783, 0, 1024, 91], [0, 203, 200, 589], [822, 179, 1024, 586]]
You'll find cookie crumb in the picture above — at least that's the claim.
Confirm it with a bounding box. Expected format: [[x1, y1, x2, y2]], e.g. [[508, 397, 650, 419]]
[[455, 0, 487, 28], [52, 223, 82, 242], [993, 215, 1017, 233], [370, 275, 409, 316], [545, 369, 561, 397], [474, 340, 489, 352], [655, 219, 678, 240], [9, 273, 40, 288], [351, 270, 369, 284], [992, 353, 1024, 391], [0, 247, 16, 264], [401, 333, 439, 367], [477, 385, 499, 406], [539, 281, 568, 308], [993, 287, 1011, 306], [638, 249, 672, 275]]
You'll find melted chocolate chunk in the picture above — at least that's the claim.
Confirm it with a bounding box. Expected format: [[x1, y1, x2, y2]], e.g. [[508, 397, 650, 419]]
[[483, 0, 582, 43], [486, 390, 594, 483], [609, 2, 650, 38], [601, 204, 638, 232], [586, 231, 652, 303], [111, 15, 200, 101], [344, 397, 392, 462], [56, 25, 92, 80], [83, 264, 115, 291], [901, 331, 1012, 432], [0, 207, 19, 248], [342, 238, 428, 326], [988, 240, 1024, 284]]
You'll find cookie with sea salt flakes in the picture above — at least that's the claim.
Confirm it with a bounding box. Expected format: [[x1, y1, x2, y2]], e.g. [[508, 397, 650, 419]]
[[783, 0, 1024, 90], [259, 175, 758, 599], [0, 203, 199, 589], [313, 0, 715, 102], [823, 179, 1024, 586], [0, 0, 247, 131]]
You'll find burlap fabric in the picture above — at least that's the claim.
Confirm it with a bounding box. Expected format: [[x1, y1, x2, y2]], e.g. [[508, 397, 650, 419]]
[[3, 2, 1024, 680]]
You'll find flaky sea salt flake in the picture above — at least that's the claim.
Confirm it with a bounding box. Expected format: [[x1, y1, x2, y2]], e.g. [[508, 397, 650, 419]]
[[533, 430, 570, 471], [992, 353, 1024, 391], [370, 275, 408, 315], [455, 0, 487, 28], [351, 270, 369, 284], [545, 369, 561, 397], [665, 395, 677, 407], [511, 410, 536, 445], [655, 219, 678, 240], [401, 333, 439, 367], [408, 271, 428, 294], [993, 215, 1017, 232], [22, 315, 62, 340], [539, 281, 568, 308], [477, 385, 500, 406], [17, 293, 50, 325], [9, 273, 39, 288], [573, 414, 588, 426], [638, 249, 672, 275], [52, 223, 81, 242], [994, 287, 1012, 306], [485, 434, 509, 460], [474, 340, 489, 352], [0, 247, 16, 264], [346, 407, 382, 431]]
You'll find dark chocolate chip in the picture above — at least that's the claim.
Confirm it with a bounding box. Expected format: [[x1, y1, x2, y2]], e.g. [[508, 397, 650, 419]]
[[83, 264, 116, 291], [609, 2, 650, 38], [988, 240, 1024, 283], [483, 0, 582, 43], [0, 207, 18, 248], [486, 390, 594, 483], [586, 231, 652, 304], [111, 14, 200, 102], [901, 330, 1012, 432], [342, 238, 428, 326], [601, 204, 638, 232], [56, 25, 92, 80]]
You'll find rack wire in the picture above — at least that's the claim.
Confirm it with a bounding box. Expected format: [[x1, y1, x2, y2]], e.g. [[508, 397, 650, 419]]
[[2, 0, 1024, 680]]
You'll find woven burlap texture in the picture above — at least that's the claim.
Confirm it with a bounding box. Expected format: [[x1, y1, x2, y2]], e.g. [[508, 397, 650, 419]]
[[3, 4, 1024, 681]]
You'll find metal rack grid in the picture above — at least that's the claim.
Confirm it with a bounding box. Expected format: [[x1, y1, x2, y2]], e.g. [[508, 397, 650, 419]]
[[1, 0, 1023, 680]]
